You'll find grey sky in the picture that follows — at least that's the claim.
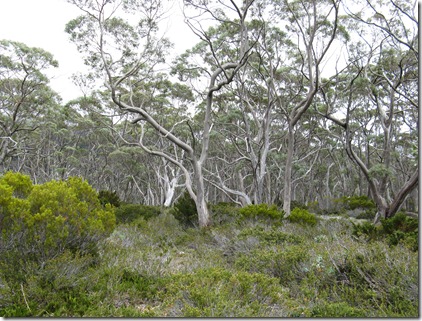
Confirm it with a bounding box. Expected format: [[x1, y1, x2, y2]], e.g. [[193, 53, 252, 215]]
[[0, 0, 197, 103]]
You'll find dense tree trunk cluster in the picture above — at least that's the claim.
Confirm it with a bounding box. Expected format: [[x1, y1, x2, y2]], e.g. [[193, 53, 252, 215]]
[[0, 0, 418, 227]]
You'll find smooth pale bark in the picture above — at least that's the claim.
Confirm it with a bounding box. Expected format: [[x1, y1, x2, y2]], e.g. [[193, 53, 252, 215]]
[[280, 0, 339, 216]]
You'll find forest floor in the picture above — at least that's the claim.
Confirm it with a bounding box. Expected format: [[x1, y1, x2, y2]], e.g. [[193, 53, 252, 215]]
[[0, 210, 418, 317]]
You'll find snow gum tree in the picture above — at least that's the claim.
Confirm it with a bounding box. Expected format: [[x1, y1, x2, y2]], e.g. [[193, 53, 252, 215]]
[[66, 0, 255, 227]]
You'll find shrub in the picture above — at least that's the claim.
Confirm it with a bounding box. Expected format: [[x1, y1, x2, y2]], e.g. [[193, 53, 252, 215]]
[[161, 267, 287, 317], [352, 213, 418, 251], [290, 200, 308, 210], [115, 204, 161, 224], [380, 212, 418, 234], [171, 191, 198, 227], [381, 213, 418, 251], [310, 302, 367, 317], [0, 173, 116, 286], [356, 208, 376, 220], [238, 226, 303, 245], [238, 204, 284, 221], [209, 202, 239, 225], [234, 246, 307, 285], [340, 195, 375, 210], [331, 242, 418, 316], [98, 190, 121, 208], [287, 208, 317, 226], [352, 221, 380, 241], [0, 171, 33, 198]]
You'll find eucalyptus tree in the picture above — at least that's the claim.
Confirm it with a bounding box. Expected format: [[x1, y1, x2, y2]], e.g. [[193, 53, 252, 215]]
[[66, 0, 255, 227], [0, 40, 60, 169], [318, 0, 418, 222], [260, 0, 342, 216]]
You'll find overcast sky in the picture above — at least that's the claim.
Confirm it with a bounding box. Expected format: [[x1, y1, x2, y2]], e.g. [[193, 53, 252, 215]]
[[0, 0, 198, 103]]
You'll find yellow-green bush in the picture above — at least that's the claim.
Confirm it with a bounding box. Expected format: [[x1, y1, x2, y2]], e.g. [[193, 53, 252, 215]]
[[238, 204, 284, 221], [287, 208, 317, 226], [0, 172, 116, 283]]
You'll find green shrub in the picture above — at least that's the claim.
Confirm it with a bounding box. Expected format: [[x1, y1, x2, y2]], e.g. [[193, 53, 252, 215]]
[[0, 171, 33, 198], [210, 202, 239, 225], [171, 191, 198, 227], [331, 242, 418, 316], [340, 195, 376, 210], [356, 208, 376, 220], [161, 267, 287, 317], [98, 190, 121, 207], [310, 302, 367, 317], [381, 214, 418, 251], [0, 173, 115, 286], [290, 200, 308, 210], [352, 221, 380, 241], [352, 213, 418, 251], [115, 204, 161, 224], [238, 226, 303, 245], [287, 208, 317, 226], [381, 212, 418, 234], [238, 204, 284, 221], [234, 246, 307, 285]]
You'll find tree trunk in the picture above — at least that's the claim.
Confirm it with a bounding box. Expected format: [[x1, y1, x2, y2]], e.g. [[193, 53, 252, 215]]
[[283, 125, 295, 216], [192, 160, 210, 227]]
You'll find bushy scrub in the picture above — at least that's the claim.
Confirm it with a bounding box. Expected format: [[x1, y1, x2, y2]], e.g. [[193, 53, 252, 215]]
[[0, 250, 97, 317], [309, 302, 367, 317], [381, 213, 418, 251], [340, 195, 376, 210], [234, 246, 307, 285], [98, 190, 121, 207], [0, 172, 115, 285], [238, 226, 304, 245], [161, 267, 287, 317], [352, 221, 380, 241], [330, 242, 418, 316], [115, 204, 161, 224], [352, 213, 418, 251], [209, 202, 239, 224], [287, 208, 317, 226], [171, 191, 198, 227], [238, 204, 284, 221]]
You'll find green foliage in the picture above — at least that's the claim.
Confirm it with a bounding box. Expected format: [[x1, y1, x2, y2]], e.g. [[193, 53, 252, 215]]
[[355, 208, 376, 220], [115, 204, 161, 224], [0, 172, 116, 287], [380, 212, 418, 234], [238, 226, 304, 245], [0, 187, 418, 317], [381, 213, 418, 251], [209, 202, 239, 224], [331, 242, 418, 316], [238, 204, 284, 221], [309, 302, 367, 317], [161, 267, 286, 317], [0, 171, 33, 198], [171, 191, 198, 227], [352, 221, 380, 241], [352, 213, 418, 251], [98, 190, 121, 207], [287, 208, 317, 226], [234, 246, 307, 285], [290, 200, 308, 210], [340, 195, 376, 210]]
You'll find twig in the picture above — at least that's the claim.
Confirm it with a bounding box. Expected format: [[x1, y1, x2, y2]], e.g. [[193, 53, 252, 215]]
[[20, 283, 32, 314]]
